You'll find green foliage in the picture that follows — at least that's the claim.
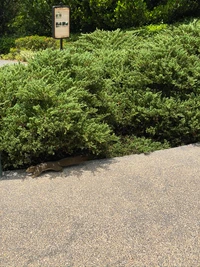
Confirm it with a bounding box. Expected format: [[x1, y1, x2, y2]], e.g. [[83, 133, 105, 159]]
[[74, 19, 200, 144], [11, 0, 57, 36], [1, 35, 58, 61], [0, 51, 116, 168], [108, 136, 170, 157], [0, 0, 20, 35], [0, 20, 200, 169], [2, 0, 200, 36], [15, 35, 57, 51], [114, 0, 148, 28], [148, 0, 200, 24], [1, 48, 35, 61], [145, 23, 168, 32], [0, 37, 15, 55]]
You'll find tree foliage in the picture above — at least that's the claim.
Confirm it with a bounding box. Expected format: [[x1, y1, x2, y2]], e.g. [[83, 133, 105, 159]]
[[1, 0, 200, 36], [0, 0, 20, 35], [11, 0, 57, 36]]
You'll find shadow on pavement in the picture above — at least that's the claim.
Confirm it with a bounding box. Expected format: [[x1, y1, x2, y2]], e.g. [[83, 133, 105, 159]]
[[0, 157, 118, 181]]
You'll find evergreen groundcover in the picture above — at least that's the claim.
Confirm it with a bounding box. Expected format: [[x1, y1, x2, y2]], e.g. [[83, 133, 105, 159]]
[[0, 20, 200, 169]]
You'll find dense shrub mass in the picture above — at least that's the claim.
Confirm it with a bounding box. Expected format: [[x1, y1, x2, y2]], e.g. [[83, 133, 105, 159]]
[[0, 36, 58, 61], [15, 35, 58, 51], [0, 56, 116, 168], [0, 20, 200, 169], [74, 20, 200, 145]]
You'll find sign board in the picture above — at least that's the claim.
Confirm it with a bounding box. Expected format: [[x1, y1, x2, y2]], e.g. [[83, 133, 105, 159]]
[[52, 6, 70, 39]]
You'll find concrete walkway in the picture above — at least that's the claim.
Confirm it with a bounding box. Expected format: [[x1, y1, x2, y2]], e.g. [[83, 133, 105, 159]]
[[0, 59, 27, 67], [1, 144, 200, 266], [0, 59, 20, 67]]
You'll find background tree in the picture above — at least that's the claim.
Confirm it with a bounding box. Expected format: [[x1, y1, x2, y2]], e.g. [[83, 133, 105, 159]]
[[114, 0, 148, 28], [0, 0, 20, 35], [149, 0, 200, 24], [1, 0, 200, 36], [11, 0, 58, 36]]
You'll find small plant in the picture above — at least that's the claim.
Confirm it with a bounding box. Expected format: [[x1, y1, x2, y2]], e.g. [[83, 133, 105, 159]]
[[1, 48, 35, 61], [1, 35, 60, 61], [145, 23, 168, 32], [15, 35, 58, 51]]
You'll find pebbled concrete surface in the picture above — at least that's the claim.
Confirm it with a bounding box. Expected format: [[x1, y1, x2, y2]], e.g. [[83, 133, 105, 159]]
[[0, 60, 20, 66], [0, 59, 26, 67], [1, 144, 200, 266]]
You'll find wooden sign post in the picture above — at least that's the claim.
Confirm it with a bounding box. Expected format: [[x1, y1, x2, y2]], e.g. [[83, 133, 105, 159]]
[[52, 4, 70, 50]]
